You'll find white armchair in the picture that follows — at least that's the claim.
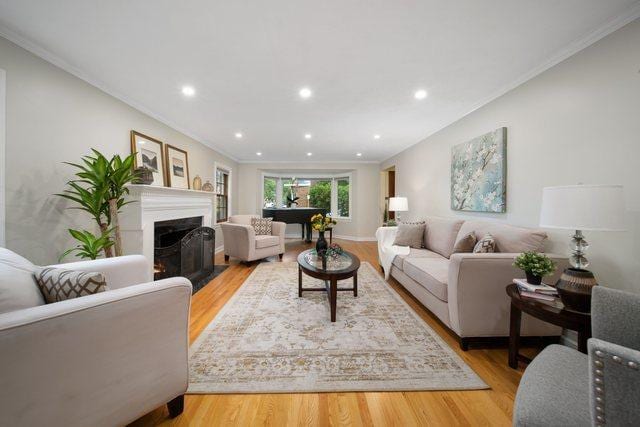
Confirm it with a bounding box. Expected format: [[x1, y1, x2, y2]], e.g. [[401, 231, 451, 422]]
[[0, 251, 191, 427], [221, 215, 286, 262]]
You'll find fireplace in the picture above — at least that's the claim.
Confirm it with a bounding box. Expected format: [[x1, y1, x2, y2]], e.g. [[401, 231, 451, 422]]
[[154, 216, 216, 293]]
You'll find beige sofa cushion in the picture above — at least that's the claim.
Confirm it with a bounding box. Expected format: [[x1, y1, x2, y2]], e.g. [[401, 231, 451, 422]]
[[402, 257, 449, 302], [455, 220, 547, 253], [0, 248, 45, 314], [392, 248, 443, 271], [393, 223, 425, 248], [423, 217, 465, 258], [255, 235, 280, 249]]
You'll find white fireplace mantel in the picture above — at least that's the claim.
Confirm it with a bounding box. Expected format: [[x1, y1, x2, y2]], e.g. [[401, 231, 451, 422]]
[[120, 185, 216, 274]]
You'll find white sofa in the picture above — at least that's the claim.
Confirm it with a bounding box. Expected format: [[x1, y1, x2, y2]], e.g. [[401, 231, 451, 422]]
[[380, 217, 569, 349], [221, 214, 286, 262], [0, 248, 192, 427]]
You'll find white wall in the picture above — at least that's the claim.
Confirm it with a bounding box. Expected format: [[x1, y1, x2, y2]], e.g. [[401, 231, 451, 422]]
[[237, 162, 380, 240], [382, 19, 640, 292], [0, 36, 238, 264], [0, 68, 5, 247]]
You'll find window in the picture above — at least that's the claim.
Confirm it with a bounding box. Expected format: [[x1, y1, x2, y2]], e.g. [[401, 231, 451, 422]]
[[216, 168, 229, 222], [262, 173, 351, 219]]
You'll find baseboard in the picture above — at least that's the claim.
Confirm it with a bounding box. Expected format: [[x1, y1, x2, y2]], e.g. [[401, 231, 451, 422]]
[[284, 233, 376, 242], [215, 246, 224, 254]]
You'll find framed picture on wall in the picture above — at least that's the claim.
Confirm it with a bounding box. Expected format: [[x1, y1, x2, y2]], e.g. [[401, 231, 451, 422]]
[[130, 130, 166, 186], [165, 144, 190, 189]]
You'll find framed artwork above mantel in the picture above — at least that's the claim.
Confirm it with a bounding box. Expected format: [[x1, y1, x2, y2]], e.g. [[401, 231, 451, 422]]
[[165, 144, 191, 189], [130, 130, 166, 187]]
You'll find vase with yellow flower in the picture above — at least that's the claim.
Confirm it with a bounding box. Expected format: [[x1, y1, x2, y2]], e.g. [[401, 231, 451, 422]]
[[310, 213, 337, 257]]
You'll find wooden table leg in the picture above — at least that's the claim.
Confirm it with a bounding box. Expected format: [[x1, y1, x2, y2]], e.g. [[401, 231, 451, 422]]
[[298, 265, 302, 297], [577, 330, 589, 354], [330, 277, 337, 322], [353, 272, 358, 297], [508, 302, 522, 369]]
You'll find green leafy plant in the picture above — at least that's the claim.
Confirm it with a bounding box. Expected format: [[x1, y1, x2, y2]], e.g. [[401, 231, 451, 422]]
[[58, 149, 139, 259], [59, 229, 115, 261], [513, 251, 556, 277]]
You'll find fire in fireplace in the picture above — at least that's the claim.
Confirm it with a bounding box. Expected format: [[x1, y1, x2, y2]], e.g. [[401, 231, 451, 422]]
[[154, 216, 216, 293]]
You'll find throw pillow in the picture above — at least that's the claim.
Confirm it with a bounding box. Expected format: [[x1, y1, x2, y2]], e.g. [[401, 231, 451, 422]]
[[453, 232, 477, 253], [0, 248, 45, 314], [34, 267, 108, 304], [251, 217, 273, 235], [393, 223, 425, 249], [473, 233, 496, 253]]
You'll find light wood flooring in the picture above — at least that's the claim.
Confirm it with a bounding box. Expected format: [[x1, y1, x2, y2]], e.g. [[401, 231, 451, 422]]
[[131, 239, 534, 427]]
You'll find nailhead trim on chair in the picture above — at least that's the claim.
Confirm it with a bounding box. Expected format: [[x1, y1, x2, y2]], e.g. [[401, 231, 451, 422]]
[[592, 347, 640, 426]]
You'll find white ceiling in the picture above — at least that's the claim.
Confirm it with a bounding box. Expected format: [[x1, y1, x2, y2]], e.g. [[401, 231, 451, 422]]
[[0, 1, 638, 162]]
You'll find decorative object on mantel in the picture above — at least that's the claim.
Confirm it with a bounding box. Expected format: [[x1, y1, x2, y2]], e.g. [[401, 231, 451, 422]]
[[310, 213, 336, 256], [165, 144, 190, 189], [130, 130, 166, 186], [388, 197, 408, 222], [201, 180, 214, 192], [57, 150, 139, 259], [192, 175, 202, 191], [133, 166, 154, 185], [540, 184, 626, 312], [451, 127, 506, 213], [513, 251, 556, 285]]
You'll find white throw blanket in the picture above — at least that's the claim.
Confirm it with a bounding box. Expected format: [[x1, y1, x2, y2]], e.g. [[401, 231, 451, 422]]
[[375, 226, 410, 280]]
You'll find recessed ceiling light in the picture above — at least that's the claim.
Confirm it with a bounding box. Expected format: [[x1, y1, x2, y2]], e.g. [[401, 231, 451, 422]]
[[234, 132, 243, 139], [181, 85, 195, 97], [307, 152, 313, 156], [256, 152, 262, 156], [414, 89, 428, 100], [299, 87, 313, 99], [373, 134, 381, 140], [304, 133, 312, 140], [356, 152, 362, 157]]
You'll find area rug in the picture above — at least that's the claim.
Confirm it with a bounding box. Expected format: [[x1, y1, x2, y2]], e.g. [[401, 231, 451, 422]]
[[187, 261, 487, 393]]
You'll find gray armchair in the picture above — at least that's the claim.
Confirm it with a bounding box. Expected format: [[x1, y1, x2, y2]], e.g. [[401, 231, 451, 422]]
[[514, 286, 640, 426], [220, 215, 286, 262]]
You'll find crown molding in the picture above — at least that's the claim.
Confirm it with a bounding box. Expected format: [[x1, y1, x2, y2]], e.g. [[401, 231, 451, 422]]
[[238, 159, 381, 165], [382, 3, 640, 163], [0, 25, 240, 163]]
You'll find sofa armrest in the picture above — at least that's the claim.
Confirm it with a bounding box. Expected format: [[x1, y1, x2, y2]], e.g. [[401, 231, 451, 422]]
[[271, 221, 286, 253], [592, 286, 640, 349], [447, 253, 568, 337], [0, 277, 191, 426], [47, 254, 151, 290], [220, 222, 256, 259], [588, 338, 640, 426]]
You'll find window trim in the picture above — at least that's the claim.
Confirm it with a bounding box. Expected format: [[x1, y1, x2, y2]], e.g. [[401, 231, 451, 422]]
[[260, 171, 352, 220], [214, 162, 232, 224]]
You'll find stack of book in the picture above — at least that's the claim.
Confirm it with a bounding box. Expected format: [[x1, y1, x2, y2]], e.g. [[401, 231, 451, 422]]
[[513, 278, 558, 302]]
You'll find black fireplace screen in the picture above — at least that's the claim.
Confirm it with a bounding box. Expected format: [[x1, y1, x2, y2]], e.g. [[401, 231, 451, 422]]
[[154, 216, 215, 293]]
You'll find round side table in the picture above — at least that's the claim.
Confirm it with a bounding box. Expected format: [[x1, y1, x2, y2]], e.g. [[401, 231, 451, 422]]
[[506, 283, 591, 369]]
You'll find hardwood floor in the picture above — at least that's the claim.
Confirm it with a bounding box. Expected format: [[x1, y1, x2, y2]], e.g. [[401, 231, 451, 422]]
[[131, 239, 532, 427]]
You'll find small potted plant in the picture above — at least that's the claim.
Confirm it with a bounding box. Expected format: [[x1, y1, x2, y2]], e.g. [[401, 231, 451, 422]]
[[310, 213, 337, 256], [513, 251, 556, 285]]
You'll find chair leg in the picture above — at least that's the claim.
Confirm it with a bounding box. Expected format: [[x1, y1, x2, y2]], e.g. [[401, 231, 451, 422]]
[[167, 395, 184, 418], [224, 255, 229, 262]]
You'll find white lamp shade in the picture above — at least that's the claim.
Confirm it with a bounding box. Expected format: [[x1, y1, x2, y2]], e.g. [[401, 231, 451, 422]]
[[540, 185, 625, 231], [388, 197, 408, 212]]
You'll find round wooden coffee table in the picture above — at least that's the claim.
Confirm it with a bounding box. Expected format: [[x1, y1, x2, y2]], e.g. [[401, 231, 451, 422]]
[[297, 249, 360, 322], [506, 283, 591, 368]]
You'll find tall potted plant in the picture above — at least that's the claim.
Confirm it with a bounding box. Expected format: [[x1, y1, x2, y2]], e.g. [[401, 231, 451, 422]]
[[58, 149, 139, 259]]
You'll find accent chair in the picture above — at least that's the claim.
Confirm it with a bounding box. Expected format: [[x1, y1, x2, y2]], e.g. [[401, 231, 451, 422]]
[[221, 214, 286, 262]]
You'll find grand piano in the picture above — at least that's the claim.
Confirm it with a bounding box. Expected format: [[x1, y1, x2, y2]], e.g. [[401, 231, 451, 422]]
[[262, 207, 328, 242]]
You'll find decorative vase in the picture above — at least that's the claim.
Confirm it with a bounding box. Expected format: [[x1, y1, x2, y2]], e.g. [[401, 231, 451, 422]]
[[202, 180, 214, 192], [555, 268, 598, 312], [316, 230, 328, 257], [133, 166, 154, 185], [525, 271, 542, 285], [193, 175, 202, 191]]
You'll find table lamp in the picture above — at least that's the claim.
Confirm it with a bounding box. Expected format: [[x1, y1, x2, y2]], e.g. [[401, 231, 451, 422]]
[[388, 197, 408, 222], [539, 184, 625, 311]]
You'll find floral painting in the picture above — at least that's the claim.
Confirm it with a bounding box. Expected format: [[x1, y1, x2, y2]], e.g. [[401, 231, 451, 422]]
[[451, 128, 506, 212]]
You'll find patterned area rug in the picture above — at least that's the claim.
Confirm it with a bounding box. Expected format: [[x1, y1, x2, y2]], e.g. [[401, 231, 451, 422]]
[[187, 261, 487, 393]]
